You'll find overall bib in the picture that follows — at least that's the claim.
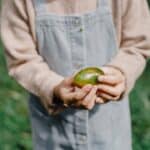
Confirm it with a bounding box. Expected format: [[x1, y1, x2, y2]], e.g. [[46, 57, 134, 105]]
[[29, 0, 132, 149]]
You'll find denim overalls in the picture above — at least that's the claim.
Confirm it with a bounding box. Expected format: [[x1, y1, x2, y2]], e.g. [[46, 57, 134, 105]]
[[29, 0, 132, 149]]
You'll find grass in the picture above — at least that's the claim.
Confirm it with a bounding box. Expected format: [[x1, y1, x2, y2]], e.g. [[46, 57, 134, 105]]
[[130, 61, 150, 150], [0, 42, 32, 150]]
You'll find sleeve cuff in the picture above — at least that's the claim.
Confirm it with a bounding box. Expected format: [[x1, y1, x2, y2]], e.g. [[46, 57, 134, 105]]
[[39, 72, 65, 114]]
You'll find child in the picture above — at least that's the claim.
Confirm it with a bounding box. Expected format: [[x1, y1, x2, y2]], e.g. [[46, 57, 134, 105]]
[[1, 0, 150, 149]]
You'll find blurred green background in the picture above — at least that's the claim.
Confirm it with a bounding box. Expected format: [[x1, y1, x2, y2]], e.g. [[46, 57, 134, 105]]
[[0, 1, 150, 150]]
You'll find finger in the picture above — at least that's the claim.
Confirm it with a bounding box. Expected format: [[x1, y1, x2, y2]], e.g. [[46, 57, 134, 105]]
[[74, 85, 93, 100], [74, 86, 80, 92], [98, 92, 120, 101], [82, 86, 97, 107], [63, 88, 90, 104], [95, 97, 105, 104], [63, 84, 93, 105], [74, 84, 93, 92], [83, 86, 97, 103], [74, 94, 96, 109], [98, 75, 123, 85], [82, 84, 93, 92], [86, 95, 97, 110], [97, 83, 125, 97], [101, 66, 116, 75]]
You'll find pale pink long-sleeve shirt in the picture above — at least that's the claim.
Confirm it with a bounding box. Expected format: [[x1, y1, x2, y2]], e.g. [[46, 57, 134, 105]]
[[1, 0, 150, 107]]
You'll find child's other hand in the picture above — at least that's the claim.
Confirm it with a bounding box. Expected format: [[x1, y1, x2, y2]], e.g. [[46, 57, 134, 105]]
[[53, 76, 93, 108], [97, 66, 126, 102]]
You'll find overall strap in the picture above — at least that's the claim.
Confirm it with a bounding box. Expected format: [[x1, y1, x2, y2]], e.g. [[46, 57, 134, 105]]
[[32, 0, 48, 15]]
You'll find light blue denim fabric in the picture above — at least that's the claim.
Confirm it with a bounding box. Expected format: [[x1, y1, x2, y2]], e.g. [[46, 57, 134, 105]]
[[29, 0, 132, 149]]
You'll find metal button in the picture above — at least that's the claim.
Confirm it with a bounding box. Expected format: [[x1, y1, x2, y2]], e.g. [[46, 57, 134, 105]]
[[79, 28, 83, 32], [74, 18, 81, 25], [79, 135, 87, 144]]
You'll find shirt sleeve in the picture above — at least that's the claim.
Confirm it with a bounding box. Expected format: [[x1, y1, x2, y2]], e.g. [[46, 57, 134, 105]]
[[0, 0, 64, 109], [108, 0, 150, 97]]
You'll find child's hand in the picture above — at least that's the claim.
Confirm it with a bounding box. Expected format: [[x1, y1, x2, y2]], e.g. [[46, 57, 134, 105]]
[[96, 66, 126, 102], [53, 76, 94, 108], [73, 85, 98, 110]]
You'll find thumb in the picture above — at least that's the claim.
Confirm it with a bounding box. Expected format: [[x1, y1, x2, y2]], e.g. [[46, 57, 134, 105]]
[[64, 75, 74, 85]]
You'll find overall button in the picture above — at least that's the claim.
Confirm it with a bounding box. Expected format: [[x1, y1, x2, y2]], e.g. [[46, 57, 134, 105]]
[[74, 17, 81, 25], [79, 28, 83, 32], [78, 135, 87, 144]]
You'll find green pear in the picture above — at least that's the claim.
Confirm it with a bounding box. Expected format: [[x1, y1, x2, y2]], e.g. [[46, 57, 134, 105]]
[[73, 67, 104, 87]]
